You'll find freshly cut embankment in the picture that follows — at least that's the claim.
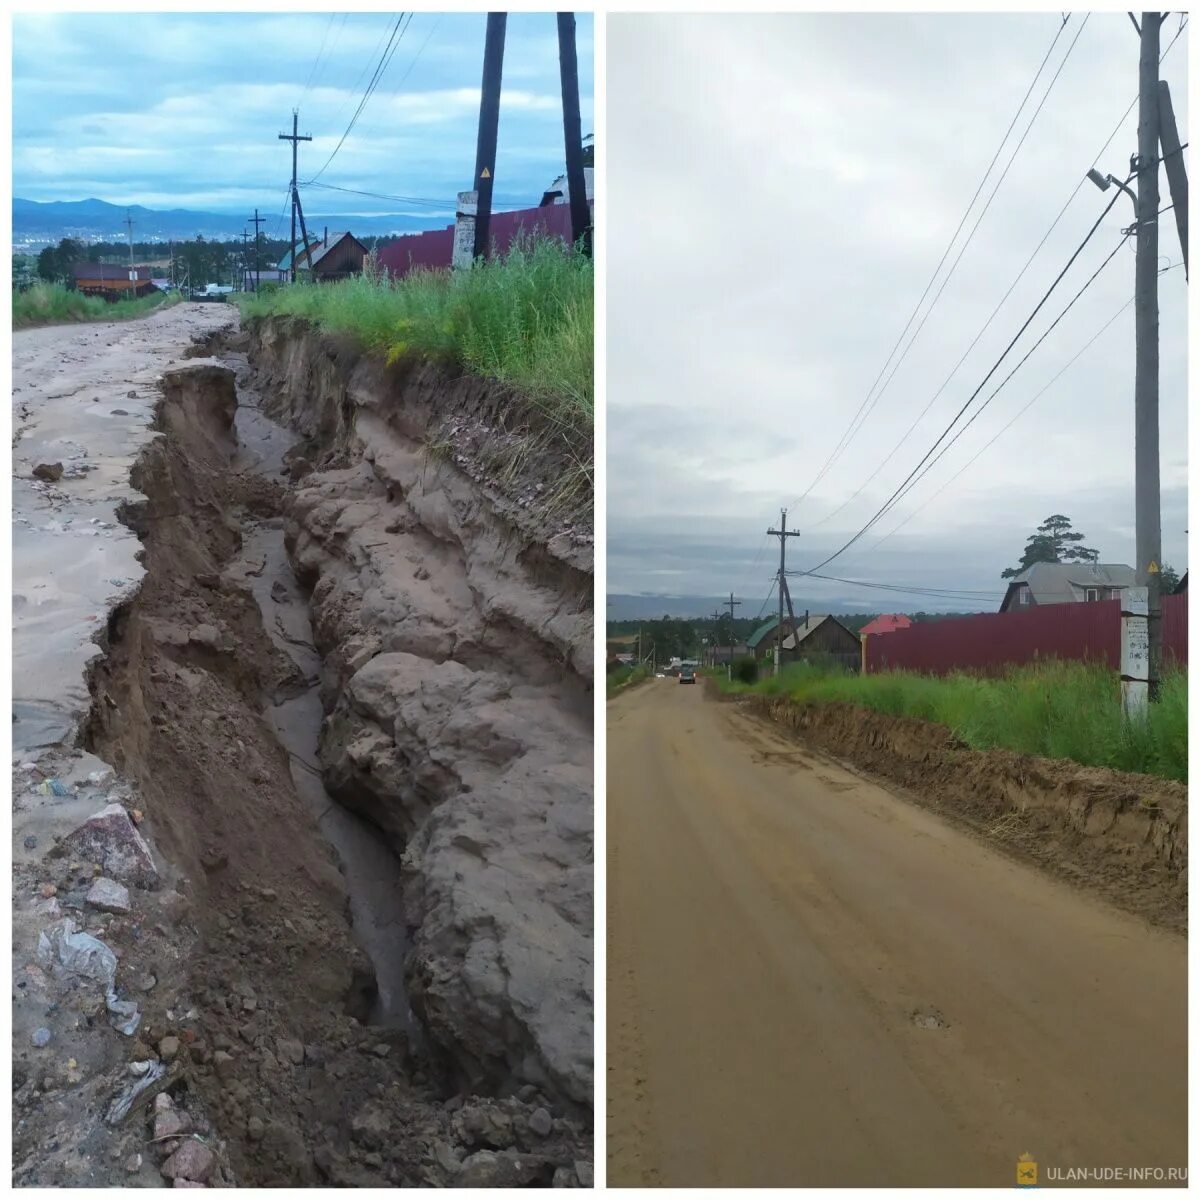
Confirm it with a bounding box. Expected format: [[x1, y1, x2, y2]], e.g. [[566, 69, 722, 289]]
[[736, 690, 1186, 931], [13, 282, 180, 329], [724, 660, 1186, 781], [237, 239, 592, 503]]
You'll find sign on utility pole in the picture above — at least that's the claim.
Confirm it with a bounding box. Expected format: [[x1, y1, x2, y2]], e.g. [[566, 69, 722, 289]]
[[1121, 586, 1150, 718]]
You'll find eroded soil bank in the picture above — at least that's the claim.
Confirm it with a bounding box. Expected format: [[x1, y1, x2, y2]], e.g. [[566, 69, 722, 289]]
[[14, 323, 592, 1186], [740, 692, 1186, 931]]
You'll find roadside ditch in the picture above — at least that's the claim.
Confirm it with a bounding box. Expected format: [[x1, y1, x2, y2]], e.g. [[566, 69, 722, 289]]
[[732, 690, 1186, 931], [14, 321, 593, 1187]]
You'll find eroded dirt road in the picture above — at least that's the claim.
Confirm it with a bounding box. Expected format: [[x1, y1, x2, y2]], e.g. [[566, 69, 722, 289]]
[[607, 680, 1186, 1188]]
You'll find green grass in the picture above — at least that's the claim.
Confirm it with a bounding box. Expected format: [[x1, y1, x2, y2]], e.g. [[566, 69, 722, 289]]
[[607, 664, 650, 698], [237, 237, 593, 438], [13, 282, 180, 328], [723, 659, 1187, 782]]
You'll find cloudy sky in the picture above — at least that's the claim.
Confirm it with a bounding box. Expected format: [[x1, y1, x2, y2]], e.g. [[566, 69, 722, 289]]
[[608, 12, 1188, 614], [12, 11, 592, 224]]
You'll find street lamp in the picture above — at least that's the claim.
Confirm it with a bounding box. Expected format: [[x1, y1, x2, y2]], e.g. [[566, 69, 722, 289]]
[[1086, 166, 1139, 220]]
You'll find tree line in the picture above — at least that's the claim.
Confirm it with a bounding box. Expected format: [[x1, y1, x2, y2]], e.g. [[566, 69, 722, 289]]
[[28, 232, 399, 291]]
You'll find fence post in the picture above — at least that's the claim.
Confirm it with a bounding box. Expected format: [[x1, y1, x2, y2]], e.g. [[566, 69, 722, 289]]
[[452, 191, 478, 271], [1120, 586, 1150, 719], [860, 633, 868, 675]]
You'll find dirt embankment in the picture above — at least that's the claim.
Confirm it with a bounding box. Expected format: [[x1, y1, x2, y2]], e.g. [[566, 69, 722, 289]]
[[742, 693, 1186, 930], [239, 315, 594, 1109], [57, 334, 593, 1186]]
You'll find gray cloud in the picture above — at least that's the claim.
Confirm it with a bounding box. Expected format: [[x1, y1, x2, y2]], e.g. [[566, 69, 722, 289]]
[[607, 12, 1188, 611]]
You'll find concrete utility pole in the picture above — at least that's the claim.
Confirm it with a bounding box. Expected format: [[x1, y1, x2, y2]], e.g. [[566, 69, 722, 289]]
[[556, 12, 592, 256], [249, 209, 265, 293], [279, 110, 312, 282], [472, 13, 507, 262], [710, 609, 723, 670], [724, 592, 741, 680], [767, 509, 800, 677], [1135, 11, 1163, 704]]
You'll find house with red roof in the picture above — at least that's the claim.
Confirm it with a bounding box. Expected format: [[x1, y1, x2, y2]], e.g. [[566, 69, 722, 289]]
[[859, 613, 913, 637]]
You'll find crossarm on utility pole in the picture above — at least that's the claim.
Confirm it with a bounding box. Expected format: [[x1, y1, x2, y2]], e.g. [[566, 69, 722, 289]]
[[1157, 80, 1188, 278]]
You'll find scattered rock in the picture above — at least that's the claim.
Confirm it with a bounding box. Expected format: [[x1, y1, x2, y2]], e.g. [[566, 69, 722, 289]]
[[33, 462, 63, 482], [137, 973, 157, 993], [457, 1149, 546, 1188], [61, 804, 158, 888], [125, 1153, 142, 1174], [86, 877, 132, 915], [23, 835, 38, 850], [39, 883, 57, 899], [154, 1108, 192, 1140], [158, 1036, 180, 1062], [275, 1037, 304, 1066], [30, 1027, 52, 1048], [529, 1107, 553, 1138], [211, 1050, 235, 1081], [575, 1160, 594, 1187], [161, 1139, 215, 1183], [370, 1042, 390, 1058], [246, 1116, 264, 1141]]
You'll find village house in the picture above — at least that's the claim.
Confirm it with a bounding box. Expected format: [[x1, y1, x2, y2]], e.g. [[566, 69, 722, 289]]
[[999, 562, 1137, 612], [859, 613, 913, 637], [279, 229, 367, 283], [72, 262, 155, 299], [746, 613, 860, 668]]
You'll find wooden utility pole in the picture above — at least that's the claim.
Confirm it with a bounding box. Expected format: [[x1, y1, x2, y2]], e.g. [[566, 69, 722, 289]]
[[472, 13, 507, 262], [724, 592, 742, 680], [556, 12, 591, 256], [279, 110, 312, 282], [124, 211, 135, 294], [1135, 12, 1163, 703], [767, 509, 800, 677], [248, 209, 265, 292], [1156, 80, 1188, 278]]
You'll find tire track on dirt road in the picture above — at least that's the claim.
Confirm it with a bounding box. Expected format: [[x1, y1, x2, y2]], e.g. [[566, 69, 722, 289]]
[[606, 679, 1186, 1187]]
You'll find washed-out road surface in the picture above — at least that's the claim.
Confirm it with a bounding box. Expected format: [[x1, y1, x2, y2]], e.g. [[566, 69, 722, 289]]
[[606, 679, 1186, 1188]]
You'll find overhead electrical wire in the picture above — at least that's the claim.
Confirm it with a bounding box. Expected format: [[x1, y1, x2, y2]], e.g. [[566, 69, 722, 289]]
[[810, 12, 1090, 531], [794, 181, 1131, 578], [308, 13, 413, 183], [785, 571, 1005, 600], [789, 12, 1188, 551], [788, 13, 1075, 516], [865, 260, 1185, 552], [302, 14, 338, 97]]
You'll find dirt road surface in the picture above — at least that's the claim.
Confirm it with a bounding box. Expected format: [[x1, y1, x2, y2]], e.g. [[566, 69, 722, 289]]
[[607, 680, 1186, 1188]]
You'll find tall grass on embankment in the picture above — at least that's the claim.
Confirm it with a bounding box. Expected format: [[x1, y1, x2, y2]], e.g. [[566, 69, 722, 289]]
[[607, 664, 650, 698], [237, 238, 593, 442], [13, 283, 180, 329], [722, 659, 1187, 782]]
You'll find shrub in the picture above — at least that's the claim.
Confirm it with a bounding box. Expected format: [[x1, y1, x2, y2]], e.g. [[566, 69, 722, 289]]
[[732, 657, 759, 685]]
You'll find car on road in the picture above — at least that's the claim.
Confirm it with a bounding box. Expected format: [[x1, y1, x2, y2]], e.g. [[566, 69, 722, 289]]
[[679, 665, 696, 684]]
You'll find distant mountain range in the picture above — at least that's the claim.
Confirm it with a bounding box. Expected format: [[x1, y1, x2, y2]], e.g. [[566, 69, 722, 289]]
[[607, 594, 774, 621], [13, 197, 449, 245]]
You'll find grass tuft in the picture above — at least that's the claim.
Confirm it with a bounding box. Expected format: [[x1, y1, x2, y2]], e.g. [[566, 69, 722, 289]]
[[722, 659, 1187, 782], [13, 282, 179, 329]]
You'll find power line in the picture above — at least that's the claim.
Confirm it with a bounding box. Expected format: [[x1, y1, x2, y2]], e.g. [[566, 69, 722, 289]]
[[810, 12, 1091, 532], [795, 183, 1131, 578], [786, 570, 1005, 600], [790, 13, 1075, 515], [309, 13, 413, 183], [302, 14, 337, 97]]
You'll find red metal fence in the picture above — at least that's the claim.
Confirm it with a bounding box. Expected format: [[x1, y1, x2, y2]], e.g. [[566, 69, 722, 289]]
[[863, 593, 1187, 675], [377, 203, 583, 279]]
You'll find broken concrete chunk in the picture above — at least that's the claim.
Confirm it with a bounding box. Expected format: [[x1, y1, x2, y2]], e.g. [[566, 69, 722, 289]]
[[86, 877, 132, 915], [161, 1140, 215, 1183], [61, 804, 158, 888]]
